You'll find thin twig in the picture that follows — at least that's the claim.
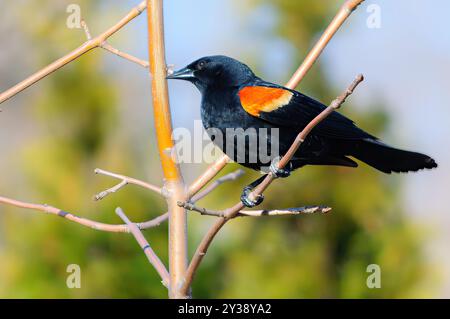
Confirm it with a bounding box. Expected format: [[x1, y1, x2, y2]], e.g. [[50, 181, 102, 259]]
[[100, 42, 149, 68], [1, 163, 237, 234], [0, 195, 168, 233], [178, 201, 331, 217], [178, 201, 222, 217], [238, 206, 332, 216], [94, 180, 128, 201], [94, 168, 162, 200], [190, 169, 245, 203], [180, 74, 364, 295], [116, 207, 170, 288], [81, 18, 149, 68], [188, 154, 231, 198], [137, 212, 169, 229], [0, 1, 147, 104]]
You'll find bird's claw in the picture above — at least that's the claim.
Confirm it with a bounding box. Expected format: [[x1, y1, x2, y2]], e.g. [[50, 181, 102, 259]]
[[240, 186, 264, 208], [269, 156, 291, 178]]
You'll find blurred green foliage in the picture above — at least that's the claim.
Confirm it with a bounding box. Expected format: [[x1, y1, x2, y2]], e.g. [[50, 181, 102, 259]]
[[0, 0, 431, 298]]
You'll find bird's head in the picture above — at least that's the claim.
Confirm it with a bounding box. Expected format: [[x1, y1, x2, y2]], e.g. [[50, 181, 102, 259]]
[[167, 55, 255, 92]]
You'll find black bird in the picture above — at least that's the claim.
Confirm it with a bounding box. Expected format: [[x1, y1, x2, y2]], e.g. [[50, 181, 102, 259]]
[[167, 55, 437, 207]]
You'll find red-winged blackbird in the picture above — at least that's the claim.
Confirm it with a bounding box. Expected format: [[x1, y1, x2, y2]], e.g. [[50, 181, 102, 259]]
[[168, 55, 437, 206]]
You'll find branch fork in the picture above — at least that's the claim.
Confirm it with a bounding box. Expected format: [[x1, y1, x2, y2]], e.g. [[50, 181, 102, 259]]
[[93, 168, 162, 200], [81, 18, 149, 68]]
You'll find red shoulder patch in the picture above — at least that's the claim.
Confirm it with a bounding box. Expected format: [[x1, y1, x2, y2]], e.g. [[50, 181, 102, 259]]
[[238, 86, 293, 117]]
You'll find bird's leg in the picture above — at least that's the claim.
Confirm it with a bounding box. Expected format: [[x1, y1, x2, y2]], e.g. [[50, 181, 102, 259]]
[[269, 156, 292, 178], [240, 175, 266, 208], [240, 156, 294, 207]]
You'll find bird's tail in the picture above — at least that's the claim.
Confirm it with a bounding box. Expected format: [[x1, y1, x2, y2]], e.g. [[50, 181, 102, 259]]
[[346, 139, 437, 174]]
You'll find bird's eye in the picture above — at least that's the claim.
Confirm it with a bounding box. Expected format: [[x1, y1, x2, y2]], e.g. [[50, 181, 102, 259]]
[[197, 61, 206, 70]]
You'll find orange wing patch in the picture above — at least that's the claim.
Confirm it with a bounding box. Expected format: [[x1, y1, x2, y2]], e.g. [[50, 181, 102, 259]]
[[238, 86, 293, 117]]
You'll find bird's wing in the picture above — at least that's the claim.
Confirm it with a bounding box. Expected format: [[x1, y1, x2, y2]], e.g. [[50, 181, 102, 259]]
[[237, 82, 375, 140]]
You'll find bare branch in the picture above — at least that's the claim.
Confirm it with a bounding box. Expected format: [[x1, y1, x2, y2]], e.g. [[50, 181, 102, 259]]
[[0, 1, 147, 104], [137, 212, 169, 229], [81, 18, 149, 68], [238, 206, 332, 217], [94, 180, 128, 201], [180, 73, 364, 295], [100, 42, 149, 68], [116, 207, 170, 288], [178, 201, 223, 217], [94, 168, 162, 200], [0, 195, 167, 233], [330, 74, 364, 109], [188, 154, 231, 198], [190, 169, 245, 203], [286, 0, 365, 89], [178, 201, 331, 217]]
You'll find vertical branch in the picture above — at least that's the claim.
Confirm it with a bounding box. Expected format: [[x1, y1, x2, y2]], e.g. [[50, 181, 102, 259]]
[[146, 0, 189, 299]]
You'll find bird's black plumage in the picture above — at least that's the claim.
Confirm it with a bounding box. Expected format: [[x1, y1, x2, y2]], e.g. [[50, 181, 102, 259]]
[[168, 55, 437, 175]]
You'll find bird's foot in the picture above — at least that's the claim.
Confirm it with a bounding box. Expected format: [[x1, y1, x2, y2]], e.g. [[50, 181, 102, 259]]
[[269, 156, 292, 178], [240, 186, 264, 208]]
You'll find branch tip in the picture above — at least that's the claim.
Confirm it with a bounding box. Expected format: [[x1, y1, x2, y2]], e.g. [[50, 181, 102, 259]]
[[80, 19, 92, 40], [94, 168, 162, 198]]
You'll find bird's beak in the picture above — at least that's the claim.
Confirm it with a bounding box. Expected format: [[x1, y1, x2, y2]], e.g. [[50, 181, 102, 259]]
[[166, 67, 195, 81]]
